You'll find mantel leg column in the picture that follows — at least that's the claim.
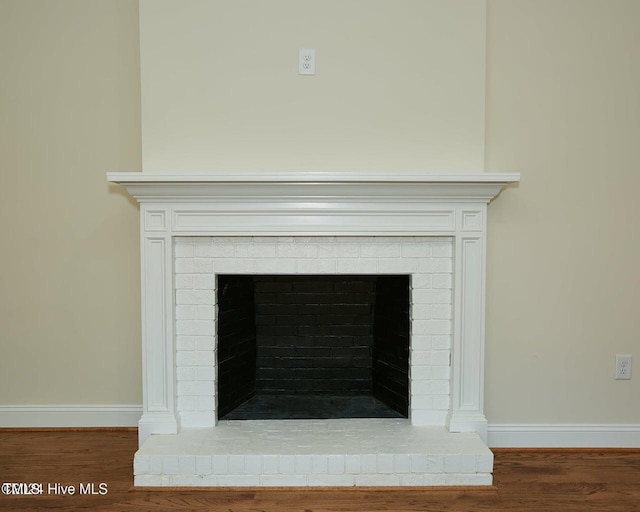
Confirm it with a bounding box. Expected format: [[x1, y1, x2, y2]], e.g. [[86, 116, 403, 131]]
[[138, 209, 177, 446], [448, 228, 488, 443]]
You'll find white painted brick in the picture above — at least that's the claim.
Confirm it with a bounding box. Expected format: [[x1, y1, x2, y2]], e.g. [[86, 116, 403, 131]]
[[228, 455, 245, 474], [412, 289, 451, 305], [149, 456, 163, 475], [135, 475, 163, 486], [318, 243, 359, 258], [432, 396, 451, 410], [430, 350, 450, 366], [179, 455, 196, 474], [212, 455, 228, 475], [327, 455, 345, 474], [308, 475, 355, 486], [411, 274, 432, 289], [279, 455, 295, 474], [177, 381, 213, 396], [133, 455, 149, 475], [401, 244, 432, 258], [412, 379, 449, 396], [196, 395, 215, 411], [430, 365, 451, 380], [262, 455, 278, 474], [211, 259, 253, 273], [432, 273, 452, 289], [277, 243, 318, 258], [196, 305, 215, 320], [296, 259, 337, 273], [410, 395, 432, 409], [195, 274, 215, 290], [377, 454, 394, 474], [262, 475, 308, 486], [176, 306, 196, 320], [432, 304, 452, 320], [412, 305, 432, 320], [196, 366, 215, 381], [177, 396, 196, 412], [393, 454, 411, 473], [215, 475, 261, 486], [176, 350, 214, 367], [195, 243, 234, 258], [236, 243, 276, 258], [175, 258, 213, 274], [344, 455, 361, 474], [378, 259, 419, 273], [245, 455, 262, 474], [251, 259, 297, 274], [410, 351, 432, 366], [354, 474, 400, 486], [176, 336, 196, 351], [174, 242, 194, 258], [418, 258, 452, 273], [459, 455, 478, 474], [176, 289, 214, 305], [175, 275, 194, 289], [401, 474, 446, 486], [432, 242, 453, 257], [361, 454, 377, 474], [410, 409, 448, 425], [195, 337, 214, 351], [360, 243, 400, 258], [311, 455, 328, 473], [445, 474, 492, 486], [176, 320, 215, 336], [177, 367, 196, 382], [477, 453, 494, 473], [444, 454, 461, 473], [162, 455, 180, 475], [337, 258, 378, 273], [422, 320, 451, 335], [294, 455, 312, 474], [411, 335, 431, 350], [432, 335, 451, 349]]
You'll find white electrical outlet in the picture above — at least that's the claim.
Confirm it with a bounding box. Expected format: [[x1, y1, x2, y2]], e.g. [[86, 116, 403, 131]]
[[299, 48, 315, 75], [615, 354, 632, 380]]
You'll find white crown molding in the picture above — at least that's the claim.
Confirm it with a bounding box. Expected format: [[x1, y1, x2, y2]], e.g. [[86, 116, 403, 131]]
[[488, 424, 640, 448], [0, 405, 142, 428]]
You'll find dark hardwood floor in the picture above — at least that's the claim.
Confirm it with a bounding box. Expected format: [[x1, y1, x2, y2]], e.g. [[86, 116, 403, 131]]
[[1, 430, 639, 511]]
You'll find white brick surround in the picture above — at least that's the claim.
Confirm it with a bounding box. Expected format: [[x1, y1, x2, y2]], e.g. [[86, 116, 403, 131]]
[[107, 171, 520, 486], [174, 236, 453, 428]]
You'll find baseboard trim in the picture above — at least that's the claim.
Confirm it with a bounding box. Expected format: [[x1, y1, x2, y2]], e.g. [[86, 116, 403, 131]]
[[488, 424, 640, 448], [0, 405, 142, 428]]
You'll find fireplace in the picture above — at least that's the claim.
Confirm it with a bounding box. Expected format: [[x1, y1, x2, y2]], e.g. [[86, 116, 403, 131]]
[[107, 171, 519, 486]]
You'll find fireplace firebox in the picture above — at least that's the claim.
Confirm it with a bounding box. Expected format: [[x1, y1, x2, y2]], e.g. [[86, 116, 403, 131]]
[[217, 274, 410, 420]]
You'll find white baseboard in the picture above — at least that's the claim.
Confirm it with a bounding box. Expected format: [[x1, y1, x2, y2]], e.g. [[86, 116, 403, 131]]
[[0, 405, 142, 428], [488, 424, 640, 448]]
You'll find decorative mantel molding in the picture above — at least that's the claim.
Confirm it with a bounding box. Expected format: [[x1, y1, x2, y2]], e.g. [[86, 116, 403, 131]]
[[108, 171, 519, 446]]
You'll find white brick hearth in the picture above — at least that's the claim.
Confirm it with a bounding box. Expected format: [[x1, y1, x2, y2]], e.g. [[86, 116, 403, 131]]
[[135, 420, 493, 487], [107, 171, 519, 487]]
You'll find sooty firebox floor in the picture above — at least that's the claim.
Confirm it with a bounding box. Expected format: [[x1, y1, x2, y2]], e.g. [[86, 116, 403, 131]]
[[221, 394, 405, 420]]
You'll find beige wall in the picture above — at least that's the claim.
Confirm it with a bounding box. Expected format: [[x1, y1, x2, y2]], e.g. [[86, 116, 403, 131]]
[[139, 0, 487, 172], [485, 0, 640, 423], [1, 0, 639, 426], [0, 0, 142, 404]]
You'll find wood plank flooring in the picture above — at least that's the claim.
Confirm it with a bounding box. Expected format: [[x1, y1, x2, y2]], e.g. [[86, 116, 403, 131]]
[[1, 430, 639, 511]]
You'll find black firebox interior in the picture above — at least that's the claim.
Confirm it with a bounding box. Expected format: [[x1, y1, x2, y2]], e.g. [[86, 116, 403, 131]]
[[216, 274, 410, 420]]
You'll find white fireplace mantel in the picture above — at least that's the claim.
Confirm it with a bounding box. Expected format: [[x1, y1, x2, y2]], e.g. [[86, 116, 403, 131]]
[[108, 171, 519, 446]]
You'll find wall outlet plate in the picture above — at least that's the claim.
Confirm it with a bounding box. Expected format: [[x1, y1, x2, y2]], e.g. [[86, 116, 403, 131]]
[[615, 354, 632, 380], [299, 48, 315, 75]]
